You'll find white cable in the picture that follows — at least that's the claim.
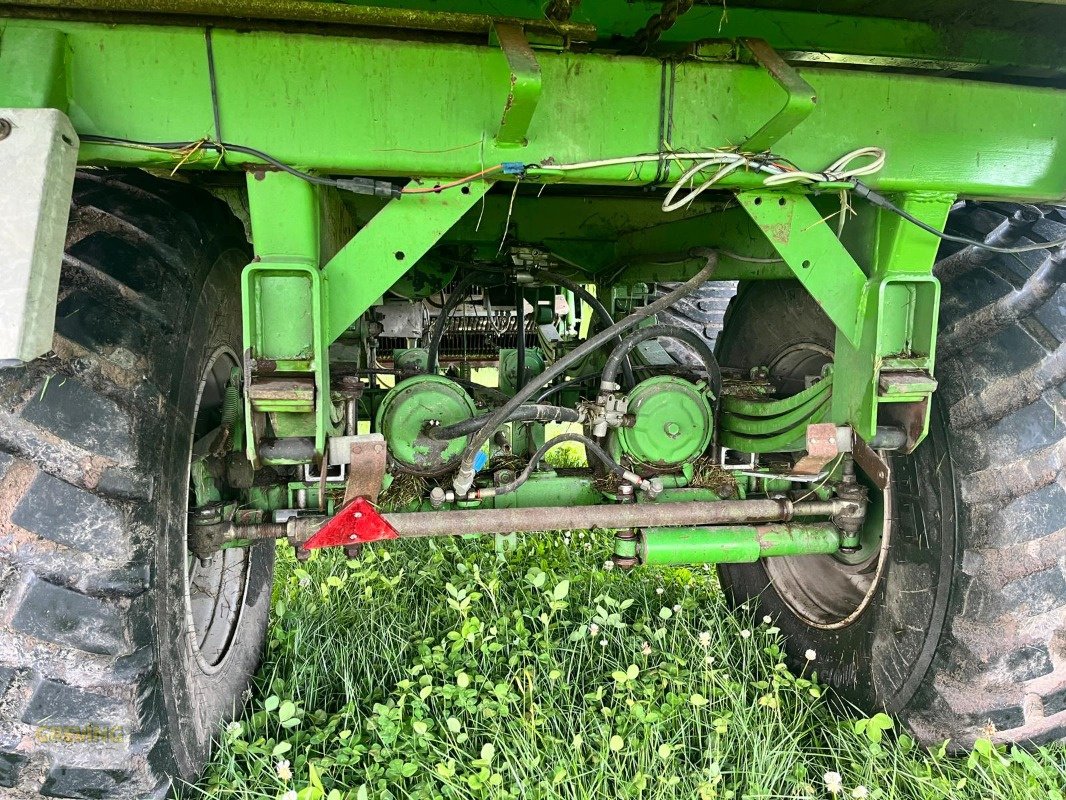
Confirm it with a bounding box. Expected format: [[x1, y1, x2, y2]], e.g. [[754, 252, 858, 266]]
[[763, 147, 885, 187]]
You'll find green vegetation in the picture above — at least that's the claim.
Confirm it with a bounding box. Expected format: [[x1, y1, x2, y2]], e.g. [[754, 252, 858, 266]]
[[191, 530, 1066, 800]]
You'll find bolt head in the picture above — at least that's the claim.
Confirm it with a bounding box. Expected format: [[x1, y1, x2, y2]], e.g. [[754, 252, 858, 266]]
[[664, 421, 681, 438]]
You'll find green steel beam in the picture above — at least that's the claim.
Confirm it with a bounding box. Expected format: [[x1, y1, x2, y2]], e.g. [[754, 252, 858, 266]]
[[2, 20, 1061, 200], [0, 26, 67, 109], [243, 173, 332, 463], [738, 192, 868, 347], [323, 179, 491, 343], [2, 1, 1063, 80]]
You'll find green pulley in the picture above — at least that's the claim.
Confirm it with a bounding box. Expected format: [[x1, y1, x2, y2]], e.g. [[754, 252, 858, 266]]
[[614, 375, 714, 470], [376, 375, 476, 476]]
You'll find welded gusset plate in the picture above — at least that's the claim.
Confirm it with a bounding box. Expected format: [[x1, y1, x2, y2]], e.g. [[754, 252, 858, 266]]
[[303, 497, 398, 550]]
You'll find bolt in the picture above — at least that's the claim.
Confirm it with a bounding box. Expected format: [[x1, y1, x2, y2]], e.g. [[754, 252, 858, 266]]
[[344, 544, 362, 559], [354, 512, 362, 519], [0, 119, 11, 141], [664, 421, 681, 438]]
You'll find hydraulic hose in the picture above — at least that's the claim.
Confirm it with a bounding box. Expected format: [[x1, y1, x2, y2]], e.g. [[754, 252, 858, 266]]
[[452, 251, 718, 494], [428, 404, 581, 440], [533, 268, 635, 389], [493, 433, 627, 497], [426, 270, 481, 374], [514, 283, 527, 390], [600, 323, 722, 397]]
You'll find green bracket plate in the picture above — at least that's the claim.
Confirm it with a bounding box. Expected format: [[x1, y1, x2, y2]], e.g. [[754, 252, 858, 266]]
[[492, 22, 542, 148], [740, 38, 816, 153], [324, 178, 491, 343], [738, 191, 867, 347], [242, 262, 329, 464]]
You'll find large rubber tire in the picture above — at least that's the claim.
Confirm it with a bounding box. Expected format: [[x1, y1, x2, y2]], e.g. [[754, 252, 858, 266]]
[[652, 280, 737, 358], [0, 171, 274, 797], [712, 202, 1066, 747]]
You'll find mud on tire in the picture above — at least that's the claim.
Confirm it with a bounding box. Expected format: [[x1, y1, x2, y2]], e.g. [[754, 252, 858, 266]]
[[712, 202, 1066, 747], [0, 171, 274, 798]]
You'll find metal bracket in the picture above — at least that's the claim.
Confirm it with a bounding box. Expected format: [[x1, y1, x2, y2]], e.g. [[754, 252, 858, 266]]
[[0, 108, 79, 365], [739, 39, 817, 153], [493, 23, 542, 148], [340, 434, 388, 505], [792, 423, 840, 476], [737, 192, 866, 347], [323, 178, 491, 343]]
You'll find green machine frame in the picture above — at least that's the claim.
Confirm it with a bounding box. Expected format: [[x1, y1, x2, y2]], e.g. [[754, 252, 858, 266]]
[[1, 3, 1064, 470]]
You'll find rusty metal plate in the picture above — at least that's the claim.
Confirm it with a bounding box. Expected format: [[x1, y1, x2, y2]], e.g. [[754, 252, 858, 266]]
[[792, 423, 840, 475], [342, 433, 388, 505], [852, 433, 890, 491]]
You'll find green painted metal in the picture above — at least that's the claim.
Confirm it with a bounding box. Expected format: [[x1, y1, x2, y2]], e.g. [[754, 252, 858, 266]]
[[242, 173, 332, 463], [0, 26, 67, 110], [1, 21, 1062, 200], [637, 523, 841, 565], [499, 348, 545, 395], [5, 1, 1066, 83], [830, 193, 951, 447], [722, 372, 832, 419], [323, 180, 490, 343], [376, 375, 477, 475], [492, 23, 541, 148], [738, 192, 868, 347], [739, 38, 817, 153], [0, 5, 1058, 496], [720, 402, 832, 453], [614, 375, 714, 469], [719, 374, 832, 451], [739, 189, 947, 446]]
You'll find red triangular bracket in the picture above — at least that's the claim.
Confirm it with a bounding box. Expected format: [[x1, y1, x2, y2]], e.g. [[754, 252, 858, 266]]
[[303, 496, 399, 550]]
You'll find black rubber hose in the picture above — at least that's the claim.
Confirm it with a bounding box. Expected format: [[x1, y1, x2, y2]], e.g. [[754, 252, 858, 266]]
[[514, 283, 527, 390], [493, 433, 627, 496], [600, 323, 722, 397], [534, 373, 601, 402], [428, 404, 581, 440], [426, 271, 480, 374], [534, 268, 635, 389], [452, 252, 718, 494]]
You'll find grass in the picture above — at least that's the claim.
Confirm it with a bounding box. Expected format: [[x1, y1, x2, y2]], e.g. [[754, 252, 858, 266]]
[[191, 446, 1065, 799], [189, 531, 1066, 800]]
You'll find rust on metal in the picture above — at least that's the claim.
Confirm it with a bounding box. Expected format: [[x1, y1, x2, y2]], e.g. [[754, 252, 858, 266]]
[[343, 433, 388, 505], [793, 422, 840, 475], [851, 432, 890, 490]]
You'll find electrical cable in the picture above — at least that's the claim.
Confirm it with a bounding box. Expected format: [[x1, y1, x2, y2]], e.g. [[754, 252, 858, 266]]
[[852, 182, 1066, 254], [79, 134, 401, 198], [401, 165, 503, 194], [450, 252, 718, 495]]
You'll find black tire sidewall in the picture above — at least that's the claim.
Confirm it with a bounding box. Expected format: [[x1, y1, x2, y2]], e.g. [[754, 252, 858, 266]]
[[715, 280, 959, 715], [152, 248, 274, 778]]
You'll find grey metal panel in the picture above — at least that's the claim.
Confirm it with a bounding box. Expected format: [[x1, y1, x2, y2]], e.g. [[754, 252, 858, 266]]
[[0, 108, 78, 366]]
